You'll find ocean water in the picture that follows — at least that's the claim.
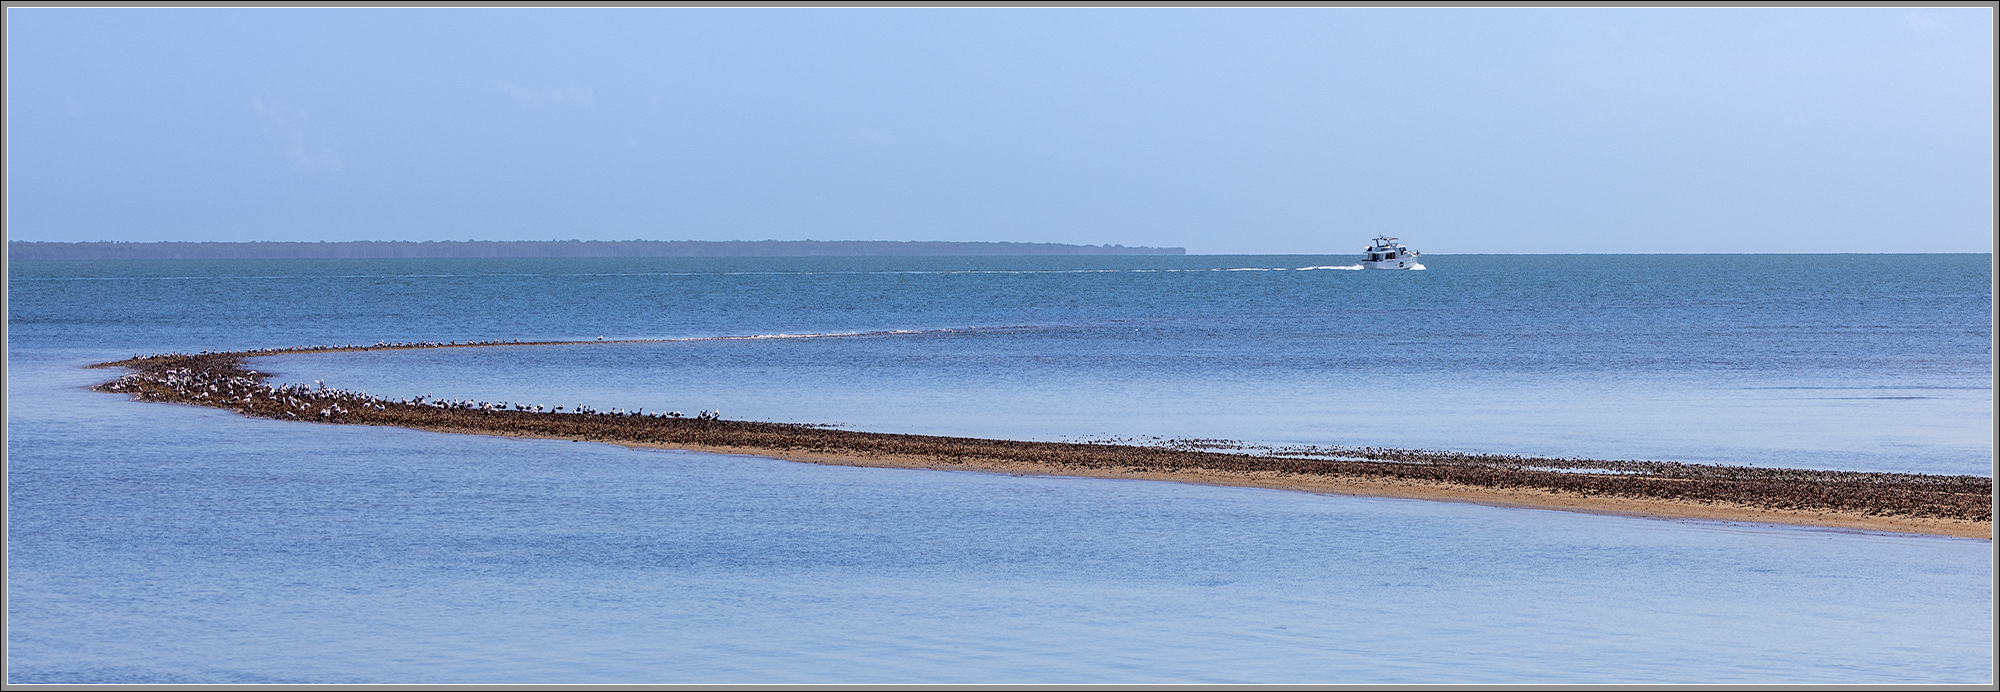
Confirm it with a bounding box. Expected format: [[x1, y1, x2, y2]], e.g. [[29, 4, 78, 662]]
[[7, 254, 1993, 683]]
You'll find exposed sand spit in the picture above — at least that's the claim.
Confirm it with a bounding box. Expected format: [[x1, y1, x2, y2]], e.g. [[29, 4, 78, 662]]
[[91, 347, 1993, 540]]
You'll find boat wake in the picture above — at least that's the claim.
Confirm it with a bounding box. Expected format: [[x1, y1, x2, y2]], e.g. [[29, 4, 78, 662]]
[[688, 326, 1034, 342]]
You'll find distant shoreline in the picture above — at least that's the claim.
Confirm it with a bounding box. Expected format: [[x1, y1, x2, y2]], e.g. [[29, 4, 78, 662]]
[[89, 341, 1993, 540], [13, 244, 1988, 261], [10, 239, 1185, 260]]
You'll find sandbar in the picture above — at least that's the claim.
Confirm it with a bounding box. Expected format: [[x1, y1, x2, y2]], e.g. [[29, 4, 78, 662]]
[[90, 344, 1994, 540]]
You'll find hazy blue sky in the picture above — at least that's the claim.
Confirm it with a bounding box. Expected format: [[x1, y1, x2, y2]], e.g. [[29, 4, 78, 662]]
[[7, 7, 1992, 254]]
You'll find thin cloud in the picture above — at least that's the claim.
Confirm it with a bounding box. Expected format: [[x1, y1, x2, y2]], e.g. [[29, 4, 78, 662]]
[[492, 79, 594, 108], [250, 95, 342, 172], [1904, 12, 1948, 34]]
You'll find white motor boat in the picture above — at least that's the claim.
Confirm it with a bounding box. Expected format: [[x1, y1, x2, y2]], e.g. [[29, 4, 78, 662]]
[[1361, 236, 1421, 270]]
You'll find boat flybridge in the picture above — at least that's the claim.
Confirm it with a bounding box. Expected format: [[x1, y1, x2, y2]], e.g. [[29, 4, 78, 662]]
[[1361, 235, 1421, 270]]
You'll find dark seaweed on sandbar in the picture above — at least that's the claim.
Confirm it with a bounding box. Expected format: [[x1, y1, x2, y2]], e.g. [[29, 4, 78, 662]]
[[92, 346, 1992, 523]]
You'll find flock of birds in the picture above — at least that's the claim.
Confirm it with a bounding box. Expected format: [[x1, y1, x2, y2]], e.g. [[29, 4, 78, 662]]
[[100, 351, 721, 423], [88, 345, 1989, 524]]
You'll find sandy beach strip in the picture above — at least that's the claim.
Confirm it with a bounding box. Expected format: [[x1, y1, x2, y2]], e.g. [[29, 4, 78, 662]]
[[90, 347, 1994, 540]]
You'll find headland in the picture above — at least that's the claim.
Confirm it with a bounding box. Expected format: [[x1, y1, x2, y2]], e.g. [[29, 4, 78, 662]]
[[89, 343, 1993, 540], [12, 239, 1185, 260]]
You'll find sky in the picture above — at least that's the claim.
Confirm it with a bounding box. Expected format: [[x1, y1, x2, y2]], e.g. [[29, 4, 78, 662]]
[[5, 7, 1993, 254]]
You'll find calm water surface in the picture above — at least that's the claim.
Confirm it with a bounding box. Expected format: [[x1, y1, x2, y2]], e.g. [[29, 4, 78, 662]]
[[8, 255, 1992, 683]]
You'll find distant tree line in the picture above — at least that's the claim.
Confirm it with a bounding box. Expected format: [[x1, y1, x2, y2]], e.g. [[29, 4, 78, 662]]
[[9, 239, 1186, 260]]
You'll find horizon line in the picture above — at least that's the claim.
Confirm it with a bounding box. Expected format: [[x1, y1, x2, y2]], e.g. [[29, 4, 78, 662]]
[[10, 240, 1992, 255]]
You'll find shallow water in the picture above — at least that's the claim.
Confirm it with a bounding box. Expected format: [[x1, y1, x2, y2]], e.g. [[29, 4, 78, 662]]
[[7, 254, 1993, 683]]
